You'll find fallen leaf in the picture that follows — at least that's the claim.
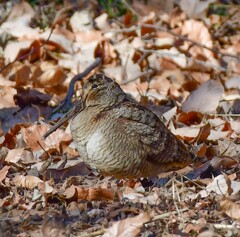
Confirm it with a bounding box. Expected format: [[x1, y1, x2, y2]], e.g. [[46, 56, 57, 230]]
[[0, 86, 17, 108], [198, 175, 240, 198], [182, 80, 224, 113], [21, 124, 72, 152], [7, 1, 35, 21], [220, 199, 240, 220], [76, 187, 114, 201], [177, 111, 203, 125], [4, 40, 41, 62], [169, 123, 200, 141], [180, 19, 217, 64], [103, 212, 151, 237], [179, 0, 216, 18], [0, 166, 10, 182], [13, 87, 51, 109], [70, 10, 93, 32], [225, 75, 240, 90], [13, 174, 43, 189]]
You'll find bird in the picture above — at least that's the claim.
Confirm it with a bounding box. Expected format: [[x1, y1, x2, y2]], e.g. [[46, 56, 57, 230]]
[[44, 73, 193, 179]]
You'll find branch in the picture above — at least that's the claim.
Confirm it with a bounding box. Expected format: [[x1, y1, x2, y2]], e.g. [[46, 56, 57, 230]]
[[43, 57, 102, 138], [52, 57, 102, 113], [108, 24, 239, 60], [141, 24, 240, 61]]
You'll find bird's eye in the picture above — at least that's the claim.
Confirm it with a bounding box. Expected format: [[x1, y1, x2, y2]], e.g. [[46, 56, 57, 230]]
[[92, 84, 98, 89]]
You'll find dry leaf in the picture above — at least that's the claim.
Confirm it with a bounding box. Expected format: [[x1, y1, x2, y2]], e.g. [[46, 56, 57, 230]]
[[179, 0, 216, 18], [21, 124, 72, 152], [180, 19, 217, 64], [0, 165, 10, 182], [103, 212, 151, 237], [70, 10, 93, 32], [13, 174, 43, 189], [95, 13, 110, 31], [169, 122, 200, 141], [35, 66, 66, 87], [198, 175, 240, 198], [7, 1, 35, 21], [182, 80, 224, 113], [76, 187, 114, 201], [220, 199, 240, 220], [225, 75, 240, 90], [0, 86, 16, 108]]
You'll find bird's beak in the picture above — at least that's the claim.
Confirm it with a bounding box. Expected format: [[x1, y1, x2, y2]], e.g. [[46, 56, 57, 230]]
[[43, 99, 83, 139]]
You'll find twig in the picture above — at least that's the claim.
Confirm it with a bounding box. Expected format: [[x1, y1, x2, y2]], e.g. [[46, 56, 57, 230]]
[[213, 223, 240, 230], [209, 114, 240, 117], [108, 24, 239, 60], [144, 208, 189, 225], [121, 0, 139, 17], [141, 24, 240, 60], [120, 69, 153, 85], [52, 57, 102, 113], [77, 228, 105, 237], [140, 49, 226, 71], [137, 51, 150, 65]]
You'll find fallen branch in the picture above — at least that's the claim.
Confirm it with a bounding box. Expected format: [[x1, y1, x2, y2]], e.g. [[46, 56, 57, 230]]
[[144, 207, 189, 225], [141, 24, 240, 61], [43, 58, 102, 138], [52, 57, 102, 113], [108, 24, 239, 61], [120, 69, 153, 85], [77, 228, 105, 237]]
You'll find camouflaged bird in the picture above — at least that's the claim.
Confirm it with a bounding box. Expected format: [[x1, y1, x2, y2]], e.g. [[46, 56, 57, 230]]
[[44, 74, 193, 178], [64, 74, 192, 178]]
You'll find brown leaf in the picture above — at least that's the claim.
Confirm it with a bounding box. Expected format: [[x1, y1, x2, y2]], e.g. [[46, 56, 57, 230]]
[[220, 199, 240, 220], [0, 166, 10, 182], [196, 143, 207, 157], [4, 40, 41, 63], [21, 124, 72, 152], [0, 132, 16, 149], [13, 174, 43, 189], [13, 87, 51, 109], [7, 1, 35, 21], [103, 212, 151, 237], [177, 111, 203, 125], [5, 148, 36, 166], [194, 123, 211, 143], [34, 67, 66, 91], [180, 19, 215, 62], [76, 187, 114, 201]]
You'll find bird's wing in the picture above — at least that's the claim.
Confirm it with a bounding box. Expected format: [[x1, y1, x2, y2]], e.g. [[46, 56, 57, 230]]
[[114, 101, 191, 167]]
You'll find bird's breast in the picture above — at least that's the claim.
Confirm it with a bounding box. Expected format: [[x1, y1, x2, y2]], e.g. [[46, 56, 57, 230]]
[[86, 129, 104, 159]]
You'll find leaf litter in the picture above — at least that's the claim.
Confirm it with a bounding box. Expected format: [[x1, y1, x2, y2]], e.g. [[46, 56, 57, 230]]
[[0, 0, 240, 236]]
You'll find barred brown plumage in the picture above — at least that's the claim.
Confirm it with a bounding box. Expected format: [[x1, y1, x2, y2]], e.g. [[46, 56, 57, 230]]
[[69, 73, 193, 178]]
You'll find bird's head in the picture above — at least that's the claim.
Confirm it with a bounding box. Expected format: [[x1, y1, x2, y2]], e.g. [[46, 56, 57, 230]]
[[82, 74, 126, 108]]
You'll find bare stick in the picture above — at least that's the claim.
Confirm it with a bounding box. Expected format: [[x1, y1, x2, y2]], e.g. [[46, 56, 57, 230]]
[[52, 57, 102, 113], [141, 24, 240, 60], [108, 24, 239, 60], [77, 229, 105, 237], [120, 69, 153, 85], [144, 207, 189, 225]]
